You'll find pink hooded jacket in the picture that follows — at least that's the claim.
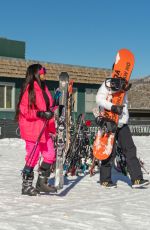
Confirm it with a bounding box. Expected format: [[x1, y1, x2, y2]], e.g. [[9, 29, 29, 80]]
[[19, 81, 56, 143]]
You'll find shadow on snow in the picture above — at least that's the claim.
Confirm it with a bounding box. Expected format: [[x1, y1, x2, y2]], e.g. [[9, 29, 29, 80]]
[[45, 175, 86, 197]]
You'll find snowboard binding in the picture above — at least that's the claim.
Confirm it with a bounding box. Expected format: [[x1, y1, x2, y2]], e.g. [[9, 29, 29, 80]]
[[114, 142, 149, 176], [105, 77, 131, 92], [95, 116, 117, 133], [114, 141, 127, 176]]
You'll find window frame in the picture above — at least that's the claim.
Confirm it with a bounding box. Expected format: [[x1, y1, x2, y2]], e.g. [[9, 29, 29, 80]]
[[72, 87, 78, 112], [85, 88, 98, 113], [0, 82, 15, 111]]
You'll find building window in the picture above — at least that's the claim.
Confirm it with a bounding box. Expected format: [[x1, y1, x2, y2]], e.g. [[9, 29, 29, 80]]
[[85, 88, 98, 112], [0, 82, 15, 111]]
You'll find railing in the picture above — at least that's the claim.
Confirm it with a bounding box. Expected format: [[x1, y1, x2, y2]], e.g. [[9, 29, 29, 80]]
[[0, 119, 150, 138], [88, 122, 150, 136], [0, 119, 19, 138], [129, 125, 150, 136]]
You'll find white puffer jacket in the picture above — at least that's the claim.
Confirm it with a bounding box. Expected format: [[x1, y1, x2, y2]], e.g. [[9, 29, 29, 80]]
[[96, 81, 129, 128]]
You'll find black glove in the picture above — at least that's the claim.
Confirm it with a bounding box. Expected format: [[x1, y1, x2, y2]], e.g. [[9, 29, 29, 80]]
[[95, 116, 104, 127], [123, 83, 132, 91], [111, 105, 124, 115], [37, 110, 54, 120]]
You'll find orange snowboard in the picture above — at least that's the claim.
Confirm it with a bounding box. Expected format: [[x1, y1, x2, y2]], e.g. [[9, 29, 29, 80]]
[[93, 49, 134, 160]]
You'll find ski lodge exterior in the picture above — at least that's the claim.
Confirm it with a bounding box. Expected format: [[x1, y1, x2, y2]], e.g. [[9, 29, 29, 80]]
[[0, 38, 150, 137]]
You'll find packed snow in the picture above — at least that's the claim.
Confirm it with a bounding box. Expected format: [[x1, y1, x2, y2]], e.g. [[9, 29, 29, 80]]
[[0, 137, 150, 230]]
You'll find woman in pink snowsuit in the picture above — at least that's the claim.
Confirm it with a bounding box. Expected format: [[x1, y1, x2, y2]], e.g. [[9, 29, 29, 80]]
[[16, 64, 57, 196]]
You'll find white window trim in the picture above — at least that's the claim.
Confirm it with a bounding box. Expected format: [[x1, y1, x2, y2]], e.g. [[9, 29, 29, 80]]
[[0, 82, 15, 111], [72, 87, 78, 112], [85, 88, 97, 113]]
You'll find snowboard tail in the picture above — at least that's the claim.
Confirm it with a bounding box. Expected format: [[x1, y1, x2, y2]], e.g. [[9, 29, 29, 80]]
[[93, 130, 114, 160]]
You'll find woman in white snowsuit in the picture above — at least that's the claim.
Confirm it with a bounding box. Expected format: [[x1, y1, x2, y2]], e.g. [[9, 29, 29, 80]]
[[96, 78, 149, 188]]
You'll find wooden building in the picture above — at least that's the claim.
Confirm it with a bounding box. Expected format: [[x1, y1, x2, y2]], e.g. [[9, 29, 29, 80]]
[[0, 38, 111, 137], [0, 38, 150, 137]]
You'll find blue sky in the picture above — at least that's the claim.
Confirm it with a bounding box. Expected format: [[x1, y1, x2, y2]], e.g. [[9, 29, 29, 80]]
[[0, 0, 150, 78]]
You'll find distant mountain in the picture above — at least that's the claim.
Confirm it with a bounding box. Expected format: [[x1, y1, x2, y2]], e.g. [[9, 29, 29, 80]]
[[128, 76, 150, 109]]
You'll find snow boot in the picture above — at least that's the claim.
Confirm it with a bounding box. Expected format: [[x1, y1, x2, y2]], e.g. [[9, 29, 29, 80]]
[[36, 162, 57, 193], [132, 179, 149, 188], [101, 181, 117, 188], [22, 169, 39, 196]]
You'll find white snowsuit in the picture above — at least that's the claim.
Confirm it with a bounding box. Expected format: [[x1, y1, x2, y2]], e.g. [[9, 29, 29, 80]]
[[96, 81, 129, 128]]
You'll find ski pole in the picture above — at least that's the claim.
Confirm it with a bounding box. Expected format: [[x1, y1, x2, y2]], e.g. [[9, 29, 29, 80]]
[[139, 158, 149, 175], [24, 90, 62, 169], [89, 157, 96, 177], [25, 119, 49, 168]]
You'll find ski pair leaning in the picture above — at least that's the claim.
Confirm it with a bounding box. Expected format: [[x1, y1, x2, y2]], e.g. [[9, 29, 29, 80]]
[[54, 72, 75, 189]]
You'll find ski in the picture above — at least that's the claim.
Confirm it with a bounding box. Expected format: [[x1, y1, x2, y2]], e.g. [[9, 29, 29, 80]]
[[66, 80, 74, 152], [65, 114, 84, 175], [54, 72, 69, 189]]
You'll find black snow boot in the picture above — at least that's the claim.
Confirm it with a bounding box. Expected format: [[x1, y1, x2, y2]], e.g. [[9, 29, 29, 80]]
[[132, 179, 149, 188], [36, 162, 57, 193], [22, 168, 39, 196], [101, 181, 117, 188]]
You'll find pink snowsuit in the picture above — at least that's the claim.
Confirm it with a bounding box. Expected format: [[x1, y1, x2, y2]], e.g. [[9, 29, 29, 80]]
[[19, 81, 56, 167]]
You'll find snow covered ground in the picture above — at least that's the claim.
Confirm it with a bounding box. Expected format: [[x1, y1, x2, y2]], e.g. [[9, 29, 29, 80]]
[[0, 137, 150, 230]]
